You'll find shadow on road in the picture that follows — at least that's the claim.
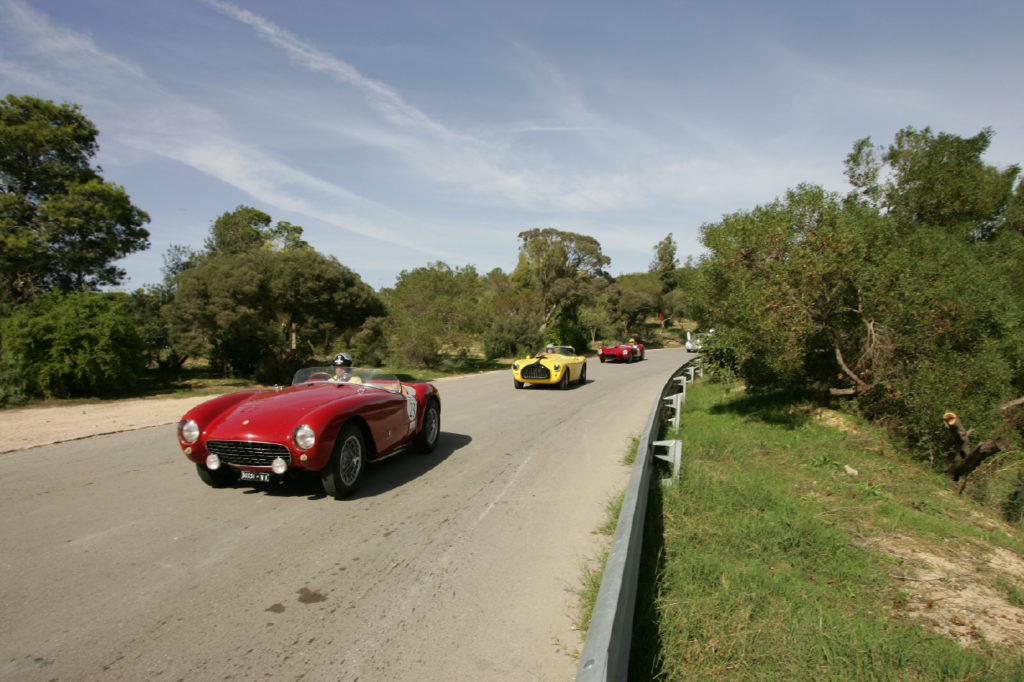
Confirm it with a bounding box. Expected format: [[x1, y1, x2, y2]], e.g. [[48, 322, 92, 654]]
[[233, 431, 473, 500]]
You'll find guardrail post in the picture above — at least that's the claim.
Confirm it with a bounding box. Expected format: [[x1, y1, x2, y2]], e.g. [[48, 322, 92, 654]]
[[662, 393, 682, 429], [652, 439, 681, 485]]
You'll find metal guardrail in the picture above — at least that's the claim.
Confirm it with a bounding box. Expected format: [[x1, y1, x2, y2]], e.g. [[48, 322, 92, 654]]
[[575, 359, 697, 681]]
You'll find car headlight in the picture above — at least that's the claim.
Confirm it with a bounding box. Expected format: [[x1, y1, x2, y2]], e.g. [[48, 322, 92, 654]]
[[513, 362, 519, 370], [179, 419, 200, 444], [554, 364, 561, 371], [293, 424, 316, 451]]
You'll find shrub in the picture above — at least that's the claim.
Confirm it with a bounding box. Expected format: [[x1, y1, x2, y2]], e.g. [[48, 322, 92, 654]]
[[0, 291, 145, 399], [483, 314, 542, 359]]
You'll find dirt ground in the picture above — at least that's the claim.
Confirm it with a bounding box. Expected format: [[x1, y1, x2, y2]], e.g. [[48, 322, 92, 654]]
[[0, 395, 215, 453]]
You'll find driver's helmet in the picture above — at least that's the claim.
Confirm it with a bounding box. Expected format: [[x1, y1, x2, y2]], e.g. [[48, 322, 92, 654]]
[[545, 344, 555, 354], [629, 338, 636, 344], [332, 352, 353, 367]]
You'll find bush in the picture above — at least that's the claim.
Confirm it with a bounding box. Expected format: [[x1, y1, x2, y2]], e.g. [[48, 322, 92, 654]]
[[483, 314, 542, 359], [0, 291, 145, 399]]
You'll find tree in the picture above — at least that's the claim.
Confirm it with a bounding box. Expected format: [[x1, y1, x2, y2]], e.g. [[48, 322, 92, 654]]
[[696, 127, 1024, 467], [167, 248, 381, 381], [846, 126, 1020, 240], [385, 262, 488, 367], [0, 291, 145, 401], [0, 95, 150, 305], [512, 228, 611, 337], [649, 233, 679, 291], [203, 205, 309, 256]]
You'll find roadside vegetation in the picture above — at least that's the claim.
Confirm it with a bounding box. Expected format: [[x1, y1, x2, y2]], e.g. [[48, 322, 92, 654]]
[[577, 381, 1024, 679]]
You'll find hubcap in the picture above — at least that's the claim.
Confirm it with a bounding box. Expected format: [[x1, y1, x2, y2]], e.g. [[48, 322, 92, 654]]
[[338, 435, 363, 485], [424, 407, 439, 444]]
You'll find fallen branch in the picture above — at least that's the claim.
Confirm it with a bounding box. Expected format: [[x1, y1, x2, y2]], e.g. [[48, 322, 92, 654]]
[[942, 411, 1009, 484]]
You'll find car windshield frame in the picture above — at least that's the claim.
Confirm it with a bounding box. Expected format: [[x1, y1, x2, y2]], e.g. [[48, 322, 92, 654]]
[[537, 345, 575, 357], [291, 367, 403, 393]]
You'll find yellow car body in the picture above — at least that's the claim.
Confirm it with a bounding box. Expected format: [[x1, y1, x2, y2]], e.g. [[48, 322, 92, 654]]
[[512, 345, 587, 389]]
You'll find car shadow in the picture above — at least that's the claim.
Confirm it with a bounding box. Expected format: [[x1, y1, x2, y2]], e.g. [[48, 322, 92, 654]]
[[237, 431, 473, 500]]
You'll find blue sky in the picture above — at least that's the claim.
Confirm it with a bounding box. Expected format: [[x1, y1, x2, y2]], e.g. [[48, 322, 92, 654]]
[[2, 0, 1022, 290]]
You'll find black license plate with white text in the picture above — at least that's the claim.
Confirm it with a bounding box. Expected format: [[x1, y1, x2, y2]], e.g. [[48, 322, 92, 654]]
[[240, 470, 272, 483]]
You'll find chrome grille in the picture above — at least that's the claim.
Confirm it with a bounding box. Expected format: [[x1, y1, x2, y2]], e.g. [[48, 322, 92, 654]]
[[207, 440, 291, 468], [521, 363, 550, 380]]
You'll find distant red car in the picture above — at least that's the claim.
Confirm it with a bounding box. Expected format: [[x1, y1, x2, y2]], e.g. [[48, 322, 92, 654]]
[[176, 367, 440, 499], [597, 340, 644, 363]]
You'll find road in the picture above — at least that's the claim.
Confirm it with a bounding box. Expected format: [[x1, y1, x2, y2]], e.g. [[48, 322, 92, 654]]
[[0, 348, 692, 681]]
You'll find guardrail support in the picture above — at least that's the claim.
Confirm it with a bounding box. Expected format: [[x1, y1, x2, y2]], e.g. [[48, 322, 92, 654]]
[[662, 393, 682, 429], [652, 439, 681, 485]]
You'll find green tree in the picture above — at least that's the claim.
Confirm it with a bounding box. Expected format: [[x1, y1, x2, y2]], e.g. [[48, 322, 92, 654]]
[[847, 126, 1020, 240], [650, 233, 679, 291], [0, 95, 150, 305], [386, 262, 487, 367], [512, 228, 611, 341], [203, 205, 309, 256], [167, 248, 381, 380], [697, 127, 1024, 461], [0, 291, 145, 401]]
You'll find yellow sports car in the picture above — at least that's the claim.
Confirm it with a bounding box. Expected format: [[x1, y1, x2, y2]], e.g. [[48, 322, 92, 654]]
[[512, 345, 587, 389]]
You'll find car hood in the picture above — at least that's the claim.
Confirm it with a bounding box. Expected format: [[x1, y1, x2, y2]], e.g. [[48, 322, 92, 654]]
[[204, 383, 368, 439]]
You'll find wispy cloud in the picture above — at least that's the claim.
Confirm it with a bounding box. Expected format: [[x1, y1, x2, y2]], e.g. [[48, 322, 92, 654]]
[[0, 0, 447, 254]]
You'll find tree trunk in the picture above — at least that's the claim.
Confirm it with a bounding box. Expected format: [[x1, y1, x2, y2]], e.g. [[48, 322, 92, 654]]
[[942, 411, 1008, 484]]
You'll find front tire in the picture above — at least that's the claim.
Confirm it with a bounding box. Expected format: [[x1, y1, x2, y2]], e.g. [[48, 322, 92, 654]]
[[196, 463, 235, 488], [559, 371, 570, 390], [514, 379, 524, 389], [578, 363, 587, 384], [599, 355, 606, 363], [322, 423, 366, 500], [414, 399, 441, 453]]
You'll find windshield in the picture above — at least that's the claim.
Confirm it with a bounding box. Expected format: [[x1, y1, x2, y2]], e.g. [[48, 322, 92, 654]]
[[537, 345, 575, 357], [291, 367, 403, 393]]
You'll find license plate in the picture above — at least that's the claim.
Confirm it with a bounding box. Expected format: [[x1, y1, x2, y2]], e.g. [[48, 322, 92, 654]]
[[240, 470, 271, 483]]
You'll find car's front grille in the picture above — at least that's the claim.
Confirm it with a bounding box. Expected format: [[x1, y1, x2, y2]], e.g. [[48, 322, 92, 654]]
[[521, 363, 550, 380], [207, 440, 291, 468]]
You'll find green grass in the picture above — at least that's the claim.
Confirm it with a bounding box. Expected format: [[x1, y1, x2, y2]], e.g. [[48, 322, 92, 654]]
[[578, 381, 1024, 680]]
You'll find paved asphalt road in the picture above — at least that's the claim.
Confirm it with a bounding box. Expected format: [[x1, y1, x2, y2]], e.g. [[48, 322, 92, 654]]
[[0, 348, 693, 681]]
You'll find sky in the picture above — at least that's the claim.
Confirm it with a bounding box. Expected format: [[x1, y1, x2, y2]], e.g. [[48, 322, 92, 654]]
[[2, 0, 1022, 291]]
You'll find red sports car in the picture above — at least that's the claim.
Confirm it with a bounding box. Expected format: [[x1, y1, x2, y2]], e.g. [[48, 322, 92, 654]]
[[176, 367, 441, 499], [597, 340, 644, 363]]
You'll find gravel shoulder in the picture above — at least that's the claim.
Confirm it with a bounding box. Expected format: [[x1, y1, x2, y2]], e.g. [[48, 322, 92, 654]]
[[0, 396, 217, 453]]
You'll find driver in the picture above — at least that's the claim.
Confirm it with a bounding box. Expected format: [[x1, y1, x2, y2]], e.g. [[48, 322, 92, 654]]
[[331, 352, 354, 381], [545, 344, 556, 354]]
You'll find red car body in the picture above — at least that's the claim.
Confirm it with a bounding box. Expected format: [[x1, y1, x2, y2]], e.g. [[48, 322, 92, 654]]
[[597, 341, 644, 363], [176, 367, 440, 499]]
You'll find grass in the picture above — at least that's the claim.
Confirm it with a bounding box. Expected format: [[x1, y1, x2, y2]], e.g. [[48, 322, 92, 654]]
[[578, 381, 1024, 680]]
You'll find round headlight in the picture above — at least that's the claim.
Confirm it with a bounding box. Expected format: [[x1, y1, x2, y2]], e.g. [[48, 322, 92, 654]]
[[271, 457, 288, 475], [293, 424, 316, 451], [513, 362, 519, 370], [554, 364, 561, 371], [179, 419, 200, 444]]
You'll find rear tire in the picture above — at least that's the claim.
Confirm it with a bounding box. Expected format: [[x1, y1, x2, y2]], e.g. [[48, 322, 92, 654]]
[[414, 399, 441, 453], [321, 423, 366, 500], [196, 463, 235, 488]]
